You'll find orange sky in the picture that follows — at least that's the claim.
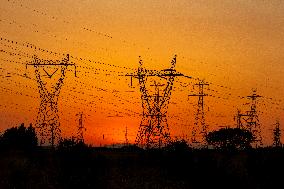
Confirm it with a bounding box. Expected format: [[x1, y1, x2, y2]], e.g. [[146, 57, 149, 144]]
[[0, 0, 284, 146]]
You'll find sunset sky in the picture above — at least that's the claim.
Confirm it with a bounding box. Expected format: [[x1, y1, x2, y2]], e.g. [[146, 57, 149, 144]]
[[0, 0, 284, 146]]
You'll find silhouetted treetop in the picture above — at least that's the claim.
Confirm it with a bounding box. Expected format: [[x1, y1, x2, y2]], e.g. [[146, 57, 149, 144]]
[[165, 139, 191, 152], [206, 128, 253, 150], [1, 123, 38, 150], [57, 137, 89, 154]]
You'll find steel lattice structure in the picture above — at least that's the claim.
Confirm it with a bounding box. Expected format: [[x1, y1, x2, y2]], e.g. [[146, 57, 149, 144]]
[[189, 80, 209, 145], [245, 89, 263, 147], [235, 109, 248, 130], [235, 89, 262, 147], [126, 55, 187, 148], [76, 112, 86, 143], [273, 120, 282, 147], [26, 54, 75, 147], [125, 125, 129, 146]]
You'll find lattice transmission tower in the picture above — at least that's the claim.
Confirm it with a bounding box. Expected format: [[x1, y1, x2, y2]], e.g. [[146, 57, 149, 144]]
[[273, 120, 282, 148], [76, 112, 86, 143], [235, 89, 263, 147], [125, 125, 129, 146], [246, 89, 263, 147], [126, 55, 188, 148], [189, 80, 209, 145], [235, 109, 249, 129], [26, 54, 76, 147]]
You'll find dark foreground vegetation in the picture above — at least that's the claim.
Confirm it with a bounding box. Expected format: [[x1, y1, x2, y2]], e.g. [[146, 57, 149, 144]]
[[0, 124, 283, 189], [1, 145, 284, 189]]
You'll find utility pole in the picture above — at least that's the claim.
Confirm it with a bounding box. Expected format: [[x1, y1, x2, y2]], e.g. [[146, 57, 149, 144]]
[[273, 120, 282, 148], [189, 79, 209, 145], [76, 112, 86, 143], [125, 55, 189, 149], [26, 54, 76, 147]]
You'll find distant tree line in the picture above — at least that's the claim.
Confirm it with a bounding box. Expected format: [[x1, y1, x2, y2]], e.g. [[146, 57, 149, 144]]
[[0, 123, 281, 152]]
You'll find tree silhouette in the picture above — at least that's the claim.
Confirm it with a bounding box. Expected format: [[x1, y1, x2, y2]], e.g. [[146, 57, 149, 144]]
[[165, 139, 190, 152], [206, 128, 253, 150], [57, 137, 89, 153], [57, 137, 77, 149], [1, 123, 38, 150]]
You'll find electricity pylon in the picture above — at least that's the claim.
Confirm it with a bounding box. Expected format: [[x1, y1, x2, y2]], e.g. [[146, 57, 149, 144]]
[[235, 89, 263, 147], [273, 120, 282, 148], [235, 109, 249, 129], [26, 54, 75, 147], [125, 125, 129, 146], [189, 79, 209, 145], [126, 55, 189, 148], [246, 89, 263, 147], [76, 112, 86, 143]]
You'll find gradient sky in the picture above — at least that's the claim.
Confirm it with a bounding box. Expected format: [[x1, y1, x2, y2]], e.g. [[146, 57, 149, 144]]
[[0, 0, 284, 146]]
